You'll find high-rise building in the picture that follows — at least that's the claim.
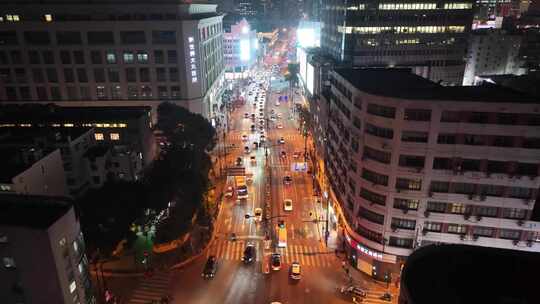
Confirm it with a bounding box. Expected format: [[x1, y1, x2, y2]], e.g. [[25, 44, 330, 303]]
[[315, 68, 540, 280], [223, 19, 259, 79], [463, 29, 523, 85], [0, 194, 94, 303], [0, 0, 226, 122], [320, 1, 475, 85]]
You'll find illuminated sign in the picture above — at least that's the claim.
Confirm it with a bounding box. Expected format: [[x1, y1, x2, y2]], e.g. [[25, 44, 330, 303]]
[[306, 63, 314, 94], [240, 39, 251, 61], [188, 36, 197, 83], [345, 231, 383, 260]]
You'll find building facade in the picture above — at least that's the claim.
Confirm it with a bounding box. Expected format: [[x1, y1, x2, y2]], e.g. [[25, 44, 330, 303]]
[[0, 147, 68, 197], [317, 68, 540, 281], [463, 29, 523, 85], [0, 0, 225, 121], [320, 1, 475, 85], [223, 18, 258, 79], [0, 195, 94, 304]]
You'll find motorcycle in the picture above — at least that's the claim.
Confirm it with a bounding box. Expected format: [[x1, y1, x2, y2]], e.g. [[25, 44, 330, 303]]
[[380, 292, 392, 301], [230, 233, 237, 241]]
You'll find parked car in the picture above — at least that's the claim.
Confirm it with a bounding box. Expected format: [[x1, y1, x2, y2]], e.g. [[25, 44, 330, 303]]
[[290, 262, 301, 280], [284, 199, 293, 211], [243, 244, 256, 264], [271, 253, 281, 271]]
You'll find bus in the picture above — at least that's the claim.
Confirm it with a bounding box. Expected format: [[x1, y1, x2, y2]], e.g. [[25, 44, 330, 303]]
[[277, 226, 287, 248], [235, 176, 248, 200]]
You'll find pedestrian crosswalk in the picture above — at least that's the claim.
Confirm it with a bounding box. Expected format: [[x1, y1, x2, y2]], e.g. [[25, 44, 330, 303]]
[[206, 240, 336, 268], [228, 134, 300, 142], [127, 271, 171, 304], [363, 291, 395, 304]]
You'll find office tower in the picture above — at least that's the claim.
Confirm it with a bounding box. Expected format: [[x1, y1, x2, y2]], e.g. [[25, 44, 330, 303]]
[[320, 1, 475, 85], [0, 0, 226, 121]]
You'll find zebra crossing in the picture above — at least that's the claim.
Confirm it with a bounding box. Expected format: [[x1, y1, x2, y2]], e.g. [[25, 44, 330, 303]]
[[363, 291, 395, 304], [206, 240, 336, 268], [127, 271, 171, 304], [228, 134, 300, 142]]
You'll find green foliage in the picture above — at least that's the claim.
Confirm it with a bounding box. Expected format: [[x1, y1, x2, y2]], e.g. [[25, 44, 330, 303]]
[[285, 63, 300, 87]]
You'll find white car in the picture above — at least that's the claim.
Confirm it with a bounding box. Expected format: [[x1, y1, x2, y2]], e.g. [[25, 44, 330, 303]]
[[254, 208, 263, 222], [277, 123, 283, 129], [242, 134, 248, 141], [275, 102, 280, 106], [284, 199, 293, 211]]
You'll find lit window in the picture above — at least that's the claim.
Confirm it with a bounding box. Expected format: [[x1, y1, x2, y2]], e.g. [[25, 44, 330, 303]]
[[94, 133, 104, 141], [118, 123, 127, 128], [106, 52, 117, 64], [188, 36, 194, 43], [3, 257, 16, 268], [192, 77, 197, 83], [44, 14, 53, 22], [123, 52, 134, 64], [69, 281, 77, 293], [59, 237, 66, 246], [0, 184, 11, 191], [136, 52, 149, 63], [63, 123, 74, 127], [110, 133, 120, 141], [73, 241, 78, 252], [191, 71, 197, 77], [78, 263, 84, 273], [189, 51, 196, 57]]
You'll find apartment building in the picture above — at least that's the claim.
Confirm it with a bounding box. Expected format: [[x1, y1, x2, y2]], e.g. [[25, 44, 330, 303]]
[[319, 68, 540, 280], [0, 195, 94, 304], [0, 127, 143, 197], [0, 0, 225, 121], [320, 1, 474, 85], [463, 29, 523, 85]]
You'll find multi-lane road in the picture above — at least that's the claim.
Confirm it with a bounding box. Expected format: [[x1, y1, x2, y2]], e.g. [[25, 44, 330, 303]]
[[124, 60, 396, 304]]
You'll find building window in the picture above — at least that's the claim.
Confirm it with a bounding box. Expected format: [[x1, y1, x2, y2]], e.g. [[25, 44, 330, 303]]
[[388, 237, 413, 249], [433, 157, 452, 170], [367, 103, 395, 118], [80, 86, 90, 99], [96, 85, 107, 99], [401, 131, 428, 143], [73, 50, 85, 64], [424, 222, 442, 232], [447, 224, 467, 234], [171, 86, 180, 97], [361, 168, 388, 186], [123, 52, 134, 64], [140, 85, 152, 97], [476, 206, 498, 217], [94, 68, 106, 82], [94, 133, 104, 141], [158, 86, 168, 98], [450, 203, 466, 214], [365, 123, 393, 139], [108, 68, 120, 82], [139, 68, 150, 82], [169, 67, 178, 81], [391, 218, 416, 230], [360, 188, 386, 206], [152, 30, 176, 44], [10, 50, 23, 64], [502, 208, 527, 219], [358, 207, 385, 225], [87, 31, 115, 44], [110, 133, 120, 141], [50, 87, 61, 100], [127, 85, 138, 98], [42, 50, 54, 64], [396, 178, 422, 191], [398, 155, 425, 168], [508, 187, 533, 199], [499, 229, 521, 240], [3, 257, 16, 269], [473, 226, 494, 237], [19, 87, 31, 100], [69, 281, 77, 293], [394, 198, 419, 211], [56, 31, 82, 45], [427, 201, 447, 213], [156, 68, 166, 82], [29, 50, 41, 64], [106, 51, 117, 64], [167, 50, 177, 64], [120, 31, 146, 44], [90, 50, 102, 64], [76, 68, 88, 82], [404, 109, 431, 121], [137, 51, 149, 63], [24, 31, 51, 45], [125, 68, 137, 82], [110, 85, 122, 99], [154, 50, 164, 64], [363, 146, 391, 164], [59, 50, 72, 64], [437, 134, 456, 144]]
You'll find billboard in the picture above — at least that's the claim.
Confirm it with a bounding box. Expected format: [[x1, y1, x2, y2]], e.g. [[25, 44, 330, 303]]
[[306, 63, 314, 94], [298, 47, 307, 85], [240, 39, 251, 61]]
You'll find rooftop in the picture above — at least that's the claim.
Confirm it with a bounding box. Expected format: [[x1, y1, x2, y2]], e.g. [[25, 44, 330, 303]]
[[0, 194, 74, 230], [84, 145, 110, 159], [0, 127, 92, 145], [401, 244, 540, 304], [0, 104, 151, 124], [334, 68, 539, 103], [0, 147, 49, 183]]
